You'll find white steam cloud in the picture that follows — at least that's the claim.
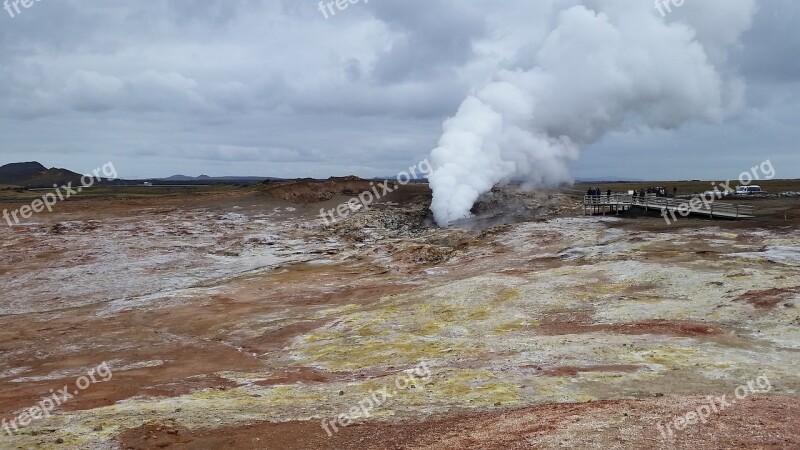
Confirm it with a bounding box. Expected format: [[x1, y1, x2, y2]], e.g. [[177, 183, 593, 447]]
[[429, 0, 756, 226]]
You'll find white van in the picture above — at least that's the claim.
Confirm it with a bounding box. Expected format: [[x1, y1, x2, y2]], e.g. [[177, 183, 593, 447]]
[[736, 185, 764, 195]]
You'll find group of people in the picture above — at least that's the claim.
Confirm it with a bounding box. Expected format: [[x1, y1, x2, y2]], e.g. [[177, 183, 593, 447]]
[[586, 186, 680, 201], [586, 187, 613, 202]]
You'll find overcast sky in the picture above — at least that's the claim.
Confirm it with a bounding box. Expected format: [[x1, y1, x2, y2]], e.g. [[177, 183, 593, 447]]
[[0, 0, 797, 180]]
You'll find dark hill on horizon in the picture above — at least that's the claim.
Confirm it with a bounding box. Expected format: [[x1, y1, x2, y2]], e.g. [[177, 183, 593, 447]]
[[0, 161, 284, 187], [0, 162, 85, 187], [160, 174, 275, 182], [163, 174, 212, 181], [0, 162, 49, 184]]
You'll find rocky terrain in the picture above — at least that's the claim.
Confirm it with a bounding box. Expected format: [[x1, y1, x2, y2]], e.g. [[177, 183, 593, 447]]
[[0, 181, 798, 449]]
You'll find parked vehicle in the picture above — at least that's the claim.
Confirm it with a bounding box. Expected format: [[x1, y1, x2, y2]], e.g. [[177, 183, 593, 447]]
[[736, 185, 765, 195]]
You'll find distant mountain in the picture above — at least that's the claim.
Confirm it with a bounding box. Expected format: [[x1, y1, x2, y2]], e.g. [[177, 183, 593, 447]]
[[0, 162, 84, 187], [162, 174, 237, 181], [27, 168, 86, 186], [0, 162, 48, 184], [575, 177, 646, 183], [0, 162, 332, 188], [158, 174, 283, 183]]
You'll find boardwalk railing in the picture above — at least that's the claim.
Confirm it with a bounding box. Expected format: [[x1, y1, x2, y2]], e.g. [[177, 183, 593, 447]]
[[583, 194, 635, 205], [583, 194, 755, 219]]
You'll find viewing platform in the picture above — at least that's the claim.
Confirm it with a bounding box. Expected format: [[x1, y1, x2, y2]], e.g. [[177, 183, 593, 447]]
[[583, 194, 755, 219]]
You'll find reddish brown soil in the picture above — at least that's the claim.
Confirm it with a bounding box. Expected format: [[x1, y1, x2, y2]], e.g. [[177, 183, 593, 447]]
[[117, 395, 800, 450], [252, 367, 409, 387], [0, 260, 409, 418], [535, 320, 725, 338], [735, 287, 800, 309], [522, 364, 644, 377], [259, 177, 421, 204], [2, 185, 798, 449]]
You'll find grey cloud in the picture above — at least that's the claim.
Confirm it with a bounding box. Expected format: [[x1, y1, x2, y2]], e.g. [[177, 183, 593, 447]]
[[0, 0, 797, 180], [369, 0, 487, 84], [736, 0, 800, 83]]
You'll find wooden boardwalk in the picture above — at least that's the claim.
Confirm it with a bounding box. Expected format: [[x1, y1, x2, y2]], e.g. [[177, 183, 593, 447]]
[[583, 194, 755, 219]]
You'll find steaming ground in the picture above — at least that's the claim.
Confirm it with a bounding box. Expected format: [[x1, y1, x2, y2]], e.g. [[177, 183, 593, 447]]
[[428, 0, 757, 225], [0, 182, 798, 449]]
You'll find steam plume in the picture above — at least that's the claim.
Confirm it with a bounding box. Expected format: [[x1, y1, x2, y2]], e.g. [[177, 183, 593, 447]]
[[429, 0, 756, 226]]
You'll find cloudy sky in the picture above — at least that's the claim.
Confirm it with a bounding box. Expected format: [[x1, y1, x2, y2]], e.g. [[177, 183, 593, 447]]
[[0, 0, 797, 180]]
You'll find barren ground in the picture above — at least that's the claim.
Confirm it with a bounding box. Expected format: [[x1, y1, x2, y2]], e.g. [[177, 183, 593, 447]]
[[0, 182, 798, 449]]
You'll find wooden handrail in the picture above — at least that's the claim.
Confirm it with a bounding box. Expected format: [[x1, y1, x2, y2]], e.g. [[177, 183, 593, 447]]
[[582, 193, 754, 217]]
